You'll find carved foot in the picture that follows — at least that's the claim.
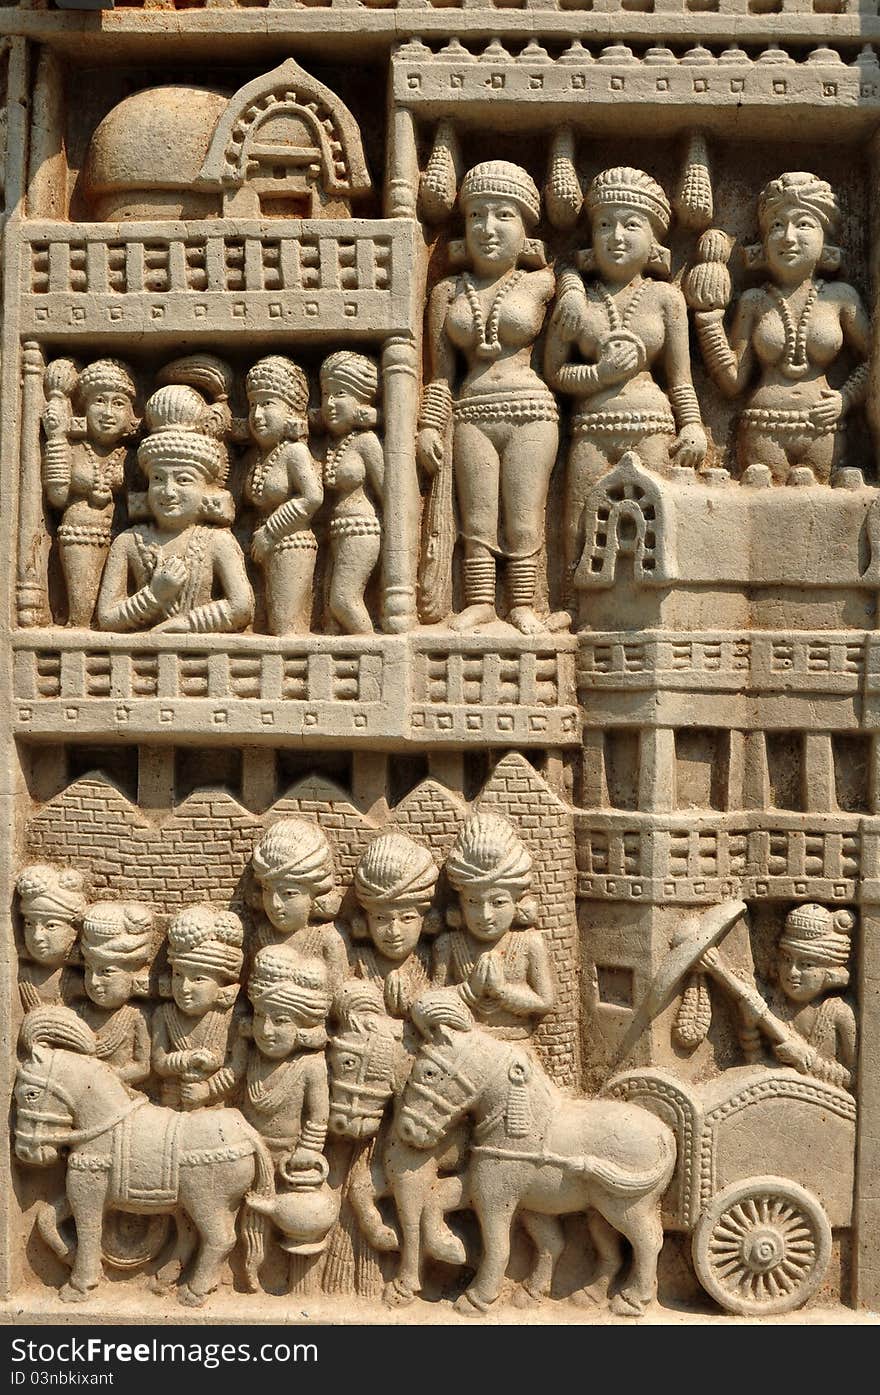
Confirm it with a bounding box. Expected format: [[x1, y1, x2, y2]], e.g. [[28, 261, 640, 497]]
[[571, 1281, 607, 1310], [453, 1288, 491, 1317], [423, 1228, 466, 1267], [512, 1283, 544, 1309], [610, 1288, 651, 1318], [178, 1284, 208, 1309], [450, 604, 496, 633], [508, 606, 545, 636], [361, 1221, 399, 1254], [59, 1282, 94, 1304], [382, 1279, 416, 1309]]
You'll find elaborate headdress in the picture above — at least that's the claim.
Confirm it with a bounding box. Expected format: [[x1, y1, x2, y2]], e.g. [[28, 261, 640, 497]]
[[320, 352, 379, 403], [445, 813, 532, 899], [251, 819, 338, 914], [585, 166, 671, 239], [16, 864, 87, 921], [167, 904, 243, 983], [757, 172, 840, 239], [248, 948, 331, 1025], [780, 903, 853, 968], [354, 833, 438, 914], [460, 161, 541, 229], [81, 901, 155, 972], [77, 358, 137, 404], [246, 356, 310, 417]]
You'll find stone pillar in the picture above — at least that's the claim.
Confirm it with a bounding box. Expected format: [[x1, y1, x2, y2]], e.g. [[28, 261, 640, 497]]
[[16, 342, 47, 627], [384, 105, 419, 221], [380, 335, 419, 634]]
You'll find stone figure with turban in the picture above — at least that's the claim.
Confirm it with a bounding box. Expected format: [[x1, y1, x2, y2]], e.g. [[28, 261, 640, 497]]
[[151, 904, 248, 1110], [243, 947, 331, 1180], [741, 903, 857, 1091], [348, 832, 440, 1021], [433, 813, 555, 1038], [250, 818, 348, 992], [686, 170, 870, 486], [77, 900, 155, 1086], [16, 863, 88, 1010], [97, 384, 254, 634]]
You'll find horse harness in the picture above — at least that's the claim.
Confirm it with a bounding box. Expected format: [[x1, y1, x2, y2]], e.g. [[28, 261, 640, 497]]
[[18, 1048, 256, 1207]]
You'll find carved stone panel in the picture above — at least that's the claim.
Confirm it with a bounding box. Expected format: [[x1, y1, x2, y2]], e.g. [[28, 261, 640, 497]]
[[1, 5, 878, 1328]]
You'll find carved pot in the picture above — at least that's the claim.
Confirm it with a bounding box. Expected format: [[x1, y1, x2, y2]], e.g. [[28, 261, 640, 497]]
[[248, 1181, 341, 1256]]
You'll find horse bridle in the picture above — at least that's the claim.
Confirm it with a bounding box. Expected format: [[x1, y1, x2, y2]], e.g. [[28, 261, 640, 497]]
[[328, 1030, 398, 1130], [16, 1049, 146, 1148], [398, 1040, 479, 1139]]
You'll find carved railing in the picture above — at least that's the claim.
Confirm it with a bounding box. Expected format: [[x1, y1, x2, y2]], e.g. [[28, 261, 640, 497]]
[[19, 220, 417, 338], [12, 631, 580, 746], [575, 811, 864, 901]]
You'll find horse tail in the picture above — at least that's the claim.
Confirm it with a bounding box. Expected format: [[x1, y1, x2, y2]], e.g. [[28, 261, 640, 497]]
[[578, 1130, 676, 1198], [240, 1127, 275, 1293]]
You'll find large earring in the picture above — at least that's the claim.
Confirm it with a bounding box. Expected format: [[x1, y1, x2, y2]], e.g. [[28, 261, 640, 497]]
[[818, 244, 842, 274]]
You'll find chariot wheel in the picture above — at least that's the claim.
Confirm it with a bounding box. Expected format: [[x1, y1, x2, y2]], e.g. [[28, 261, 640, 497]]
[[102, 1212, 170, 1270], [692, 1176, 832, 1316]]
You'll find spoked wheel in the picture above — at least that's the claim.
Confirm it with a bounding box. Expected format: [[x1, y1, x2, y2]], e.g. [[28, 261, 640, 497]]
[[692, 1176, 832, 1316]]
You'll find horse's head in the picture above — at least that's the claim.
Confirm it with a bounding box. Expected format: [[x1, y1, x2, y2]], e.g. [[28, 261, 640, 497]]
[[14, 1046, 75, 1166], [14, 1007, 96, 1166], [396, 989, 482, 1149], [327, 982, 406, 1140]]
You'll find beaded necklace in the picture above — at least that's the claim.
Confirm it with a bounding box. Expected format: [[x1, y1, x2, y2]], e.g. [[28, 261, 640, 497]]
[[249, 444, 283, 504], [463, 270, 525, 361], [323, 431, 357, 490], [84, 442, 126, 508], [595, 278, 649, 333], [767, 279, 821, 380]]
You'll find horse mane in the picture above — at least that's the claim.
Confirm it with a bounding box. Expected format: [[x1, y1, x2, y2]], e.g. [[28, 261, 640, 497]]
[[19, 1006, 97, 1058], [411, 987, 474, 1038]]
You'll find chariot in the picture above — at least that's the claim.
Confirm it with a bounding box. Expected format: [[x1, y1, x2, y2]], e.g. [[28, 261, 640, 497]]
[[605, 1065, 856, 1316]]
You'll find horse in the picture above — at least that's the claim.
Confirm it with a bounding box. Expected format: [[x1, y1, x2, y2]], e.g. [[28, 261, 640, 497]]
[[14, 1008, 274, 1307], [397, 990, 676, 1317], [326, 983, 469, 1306]]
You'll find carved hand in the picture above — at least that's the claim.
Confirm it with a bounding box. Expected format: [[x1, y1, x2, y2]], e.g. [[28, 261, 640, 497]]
[[41, 401, 69, 439], [281, 1148, 328, 1186], [149, 556, 187, 604], [189, 1048, 220, 1074], [554, 290, 588, 337], [670, 425, 709, 469], [774, 1035, 815, 1073], [251, 526, 271, 565], [809, 389, 844, 431], [596, 339, 642, 387], [416, 428, 445, 477], [179, 1079, 210, 1107], [470, 953, 505, 1001]]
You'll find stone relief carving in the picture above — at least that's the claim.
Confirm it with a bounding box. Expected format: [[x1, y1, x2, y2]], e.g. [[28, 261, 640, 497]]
[[417, 162, 559, 634], [686, 172, 870, 486], [2, 11, 878, 1328]]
